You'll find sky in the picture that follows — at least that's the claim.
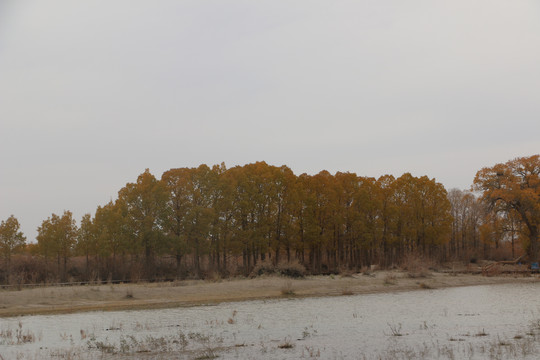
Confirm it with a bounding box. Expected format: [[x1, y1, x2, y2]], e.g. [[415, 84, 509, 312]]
[[1, 0, 539, 241]]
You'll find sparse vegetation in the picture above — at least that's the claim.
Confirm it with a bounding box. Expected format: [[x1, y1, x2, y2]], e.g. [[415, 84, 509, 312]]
[[1, 271, 538, 318], [250, 260, 276, 278], [278, 337, 295, 349], [341, 287, 353, 295], [418, 282, 432, 289], [4, 296, 540, 360], [227, 310, 237, 324], [475, 328, 489, 337], [125, 289, 134, 299], [402, 253, 432, 279], [383, 273, 397, 285], [250, 260, 306, 279], [387, 322, 403, 336], [277, 261, 306, 278], [0, 321, 37, 345], [280, 280, 296, 296]]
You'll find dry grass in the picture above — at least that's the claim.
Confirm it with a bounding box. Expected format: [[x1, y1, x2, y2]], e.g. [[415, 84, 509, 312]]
[[402, 253, 433, 278], [0, 321, 38, 345], [278, 337, 295, 349], [280, 280, 296, 296], [227, 310, 237, 324], [383, 273, 397, 285], [0, 272, 538, 317], [475, 328, 489, 337], [387, 322, 403, 336], [125, 289, 134, 299], [341, 287, 354, 295]]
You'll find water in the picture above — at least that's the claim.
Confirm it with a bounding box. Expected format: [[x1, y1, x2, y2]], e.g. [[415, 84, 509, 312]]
[[2, 283, 540, 359]]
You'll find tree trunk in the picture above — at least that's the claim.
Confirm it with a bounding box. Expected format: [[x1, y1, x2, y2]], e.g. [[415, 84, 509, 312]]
[[529, 227, 539, 263], [222, 248, 227, 274], [5, 255, 11, 284], [63, 255, 68, 282], [85, 252, 89, 280], [176, 253, 183, 277]]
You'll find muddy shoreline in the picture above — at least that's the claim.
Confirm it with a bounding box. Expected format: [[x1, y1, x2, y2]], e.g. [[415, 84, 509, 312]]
[[1, 271, 538, 318]]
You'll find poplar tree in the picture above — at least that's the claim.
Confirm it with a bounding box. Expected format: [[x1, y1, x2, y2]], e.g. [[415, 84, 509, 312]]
[[0, 215, 26, 279]]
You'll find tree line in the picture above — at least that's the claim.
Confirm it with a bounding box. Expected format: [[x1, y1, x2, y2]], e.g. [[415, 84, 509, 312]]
[[1, 155, 538, 284]]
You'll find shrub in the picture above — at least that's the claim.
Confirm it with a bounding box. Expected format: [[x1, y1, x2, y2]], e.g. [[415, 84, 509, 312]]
[[339, 267, 356, 278], [401, 253, 433, 278], [249, 260, 275, 278], [277, 261, 306, 278], [8, 255, 49, 285]]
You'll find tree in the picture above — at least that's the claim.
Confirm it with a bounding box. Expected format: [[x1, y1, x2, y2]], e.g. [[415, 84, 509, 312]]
[[118, 169, 169, 275], [374, 175, 398, 265], [0, 215, 26, 279], [501, 209, 523, 259], [36, 211, 78, 280], [333, 172, 360, 269], [183, 165, 218, 276], [228, 162, 273, 272], [269, 165, 299, 264], [474, 155, 540, 261], [162, 167, 192, 272], [77, 213, 96, 278], [391, 174, 451, 258], [447, 189, 483, 259], [93, 201, 126, 278], [298, 171, 337, 273]]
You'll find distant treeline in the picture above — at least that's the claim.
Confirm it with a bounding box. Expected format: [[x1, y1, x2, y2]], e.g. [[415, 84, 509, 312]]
[[1, 155, 538, 284]]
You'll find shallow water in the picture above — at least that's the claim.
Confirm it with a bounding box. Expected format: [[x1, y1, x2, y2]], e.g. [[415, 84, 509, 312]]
[[2, 282, 540, 359]]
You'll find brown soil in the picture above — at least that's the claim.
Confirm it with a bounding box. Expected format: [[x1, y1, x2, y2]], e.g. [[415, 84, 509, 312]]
[[0, 271, 538, 317]]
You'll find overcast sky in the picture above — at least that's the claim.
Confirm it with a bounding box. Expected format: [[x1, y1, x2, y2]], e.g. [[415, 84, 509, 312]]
[[1, 0, 539, 241]]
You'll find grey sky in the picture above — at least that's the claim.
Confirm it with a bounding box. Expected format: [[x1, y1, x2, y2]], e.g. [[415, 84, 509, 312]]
[[1, 0, 539, 241]]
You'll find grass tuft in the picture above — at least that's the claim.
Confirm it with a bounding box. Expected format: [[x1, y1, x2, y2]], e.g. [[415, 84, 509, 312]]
[[383, 273, 397, 285], [278, 337, 295, 349], [474, 328, 488, 337], [387, 322, 403, 336], [280, 280, 296, 296]]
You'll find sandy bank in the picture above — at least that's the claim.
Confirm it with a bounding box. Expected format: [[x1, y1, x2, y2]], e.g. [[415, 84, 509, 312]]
[[1, 271, 538, 317]]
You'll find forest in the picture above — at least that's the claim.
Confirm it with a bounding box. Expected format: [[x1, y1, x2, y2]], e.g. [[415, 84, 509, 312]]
[[0, 155, 538, 285]]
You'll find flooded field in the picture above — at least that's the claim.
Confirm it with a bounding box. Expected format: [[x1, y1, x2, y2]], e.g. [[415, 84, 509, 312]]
[[2, 282, 540, 359]]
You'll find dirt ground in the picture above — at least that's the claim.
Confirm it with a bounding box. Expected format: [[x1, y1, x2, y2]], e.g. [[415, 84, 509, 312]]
[[1, 270, 538, 317]]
